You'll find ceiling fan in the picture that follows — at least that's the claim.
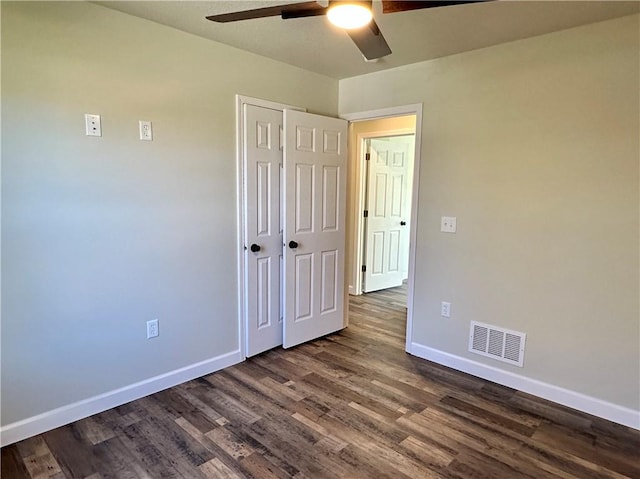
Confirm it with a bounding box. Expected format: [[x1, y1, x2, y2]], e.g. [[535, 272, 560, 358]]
[[206, 1, 491, 61]]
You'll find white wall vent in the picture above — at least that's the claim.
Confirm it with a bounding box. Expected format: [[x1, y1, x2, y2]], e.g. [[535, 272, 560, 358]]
[[469, 321, 526, 367]]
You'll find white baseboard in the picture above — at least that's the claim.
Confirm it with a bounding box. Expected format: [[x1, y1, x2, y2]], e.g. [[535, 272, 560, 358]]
[[408, 342, 640, 430], [1, 349, 243, 447]]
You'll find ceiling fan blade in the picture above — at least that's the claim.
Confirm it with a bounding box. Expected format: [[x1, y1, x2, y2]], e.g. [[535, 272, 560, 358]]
[[206, 1, 325, 23], [346, 19, 392, 60], [281, 6, 328, 19], [382, 0, 490, 14]]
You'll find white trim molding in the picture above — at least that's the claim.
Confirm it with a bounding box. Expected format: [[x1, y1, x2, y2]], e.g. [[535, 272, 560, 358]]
[[0, 349, 243, 447], [409, 342, 640, 430]]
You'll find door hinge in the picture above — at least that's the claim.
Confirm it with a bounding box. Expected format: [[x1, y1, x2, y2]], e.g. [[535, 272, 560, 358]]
[[363, 210, 368, 218], [365, 153, 371, 161], [361, 265, 366, 273]]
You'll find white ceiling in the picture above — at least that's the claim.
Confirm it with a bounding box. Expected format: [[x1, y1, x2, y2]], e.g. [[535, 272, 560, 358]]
[[97, 1, 639, 79]]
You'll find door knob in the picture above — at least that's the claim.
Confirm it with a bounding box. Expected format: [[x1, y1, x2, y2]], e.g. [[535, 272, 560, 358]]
[[250, 243, 261, 252], [288, 240, 299, 249], [400, 221, 407, 226]]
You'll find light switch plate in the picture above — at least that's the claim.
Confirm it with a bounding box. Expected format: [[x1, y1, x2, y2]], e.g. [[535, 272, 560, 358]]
[[441, 216, 457, 233]]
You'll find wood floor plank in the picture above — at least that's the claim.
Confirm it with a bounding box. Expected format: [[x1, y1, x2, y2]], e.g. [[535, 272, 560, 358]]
[[42, 424, 99, 478], [234, 420, 345, 479], [439, 395, 537, 437], [205, 371, 297, 424], [174, 416, 230, 462], [205, 426, 256, 460], [152, 388, 220, 434], [259, 376, 307, 402], [116, 421, 186, 478], [442, 387, 542, 430], [173, 384, 225, 425], [91, 436, 153, 479], [223, 366, 303, 407], [314, 349, 436, 412], [199, 457, 245, 479], [399, 435, 456, 469], [517, 440, 634, 479], [238, 452, 291, 479], [250, 355, 312, 382], [91, 408, 142, 435], [196, 383, 262, 426], [223, 422, 300, 478], [3, 285, 639, 478], [531, 422, 640, 478], [301, 372, 403, 421], [281, 349, 355, 380], [444, 450, 539, 479], [74, 416, 118, 446], [370, 376, 441, 410], [1, 445, 32, 479], [301, 413, 417, 479], [15, 435, 51, 459]]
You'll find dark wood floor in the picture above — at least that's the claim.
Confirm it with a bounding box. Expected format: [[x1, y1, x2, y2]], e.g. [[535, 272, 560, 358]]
[[3, 286, 639, 478]]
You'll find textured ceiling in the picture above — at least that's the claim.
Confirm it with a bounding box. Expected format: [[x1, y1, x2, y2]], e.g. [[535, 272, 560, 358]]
[[96, 1, 640, 79]]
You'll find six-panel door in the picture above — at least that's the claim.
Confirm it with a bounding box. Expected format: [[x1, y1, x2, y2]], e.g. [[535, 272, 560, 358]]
[[283, 110, 348, 349], [363, 135, 414, 292], [244, 104, 284, 357]]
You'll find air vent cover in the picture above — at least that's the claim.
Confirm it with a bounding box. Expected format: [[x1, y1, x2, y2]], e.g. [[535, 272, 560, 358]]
[[469, 321, 526, 367]]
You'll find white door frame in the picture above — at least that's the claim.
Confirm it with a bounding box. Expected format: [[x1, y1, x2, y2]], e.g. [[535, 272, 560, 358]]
[[341, 104, 423, 353], [235, 95, 305, 360]]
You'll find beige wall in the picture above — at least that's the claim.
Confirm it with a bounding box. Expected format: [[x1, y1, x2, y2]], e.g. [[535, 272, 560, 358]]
[[346, 116, 416, 294], [1, 1, 337, 427], [340, 15, 640, 412]]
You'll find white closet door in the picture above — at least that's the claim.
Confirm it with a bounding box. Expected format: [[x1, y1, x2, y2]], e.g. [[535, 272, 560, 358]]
[[283, 110, 348, 348], [244, 104, 283, 357]]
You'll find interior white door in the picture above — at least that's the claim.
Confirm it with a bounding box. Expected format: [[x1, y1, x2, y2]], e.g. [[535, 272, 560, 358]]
[[244, 104, 284, 357], [363, 135, 414, 292], [283, 110, 348, 348]]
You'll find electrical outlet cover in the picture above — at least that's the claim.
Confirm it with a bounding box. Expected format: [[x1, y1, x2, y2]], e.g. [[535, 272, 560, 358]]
[[139, 120, 153, 141], [441, 216, 457, 233], [147, 319, 159, 339]]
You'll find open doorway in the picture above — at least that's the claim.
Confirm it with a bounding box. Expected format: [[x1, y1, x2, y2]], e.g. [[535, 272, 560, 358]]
[[346, 114, 417, 300], [343, 104, 422, 353]]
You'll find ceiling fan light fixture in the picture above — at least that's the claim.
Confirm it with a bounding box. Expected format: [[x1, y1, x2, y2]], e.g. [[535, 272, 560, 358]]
[[327, 3, 373, 29]]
